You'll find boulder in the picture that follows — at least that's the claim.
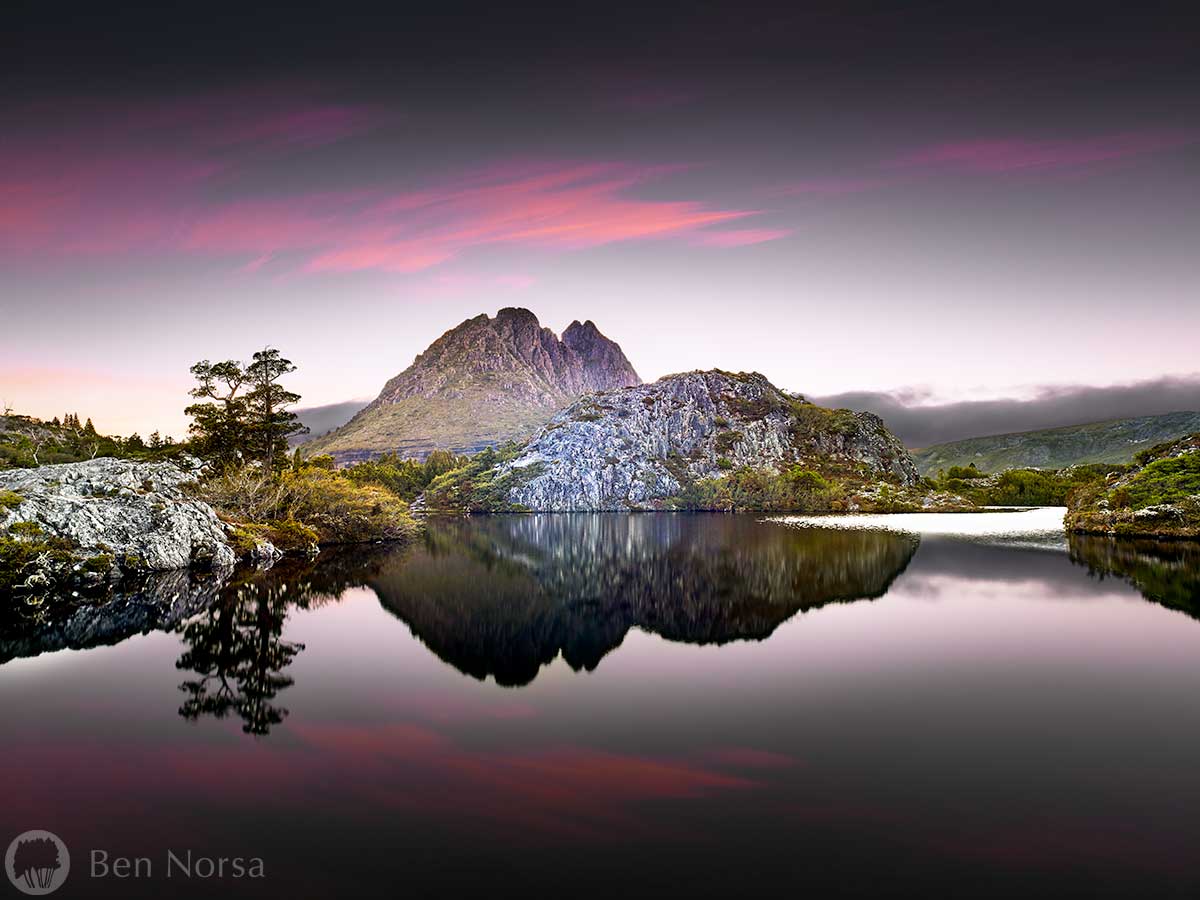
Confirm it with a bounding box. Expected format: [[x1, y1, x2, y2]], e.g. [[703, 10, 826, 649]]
[[0, 456, 236, 579]]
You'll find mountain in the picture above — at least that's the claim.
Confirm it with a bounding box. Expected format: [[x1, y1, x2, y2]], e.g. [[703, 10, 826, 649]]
[[911, 411, 1200, 475], [306, 308, 640, 462], [427, 369, 919, 511]]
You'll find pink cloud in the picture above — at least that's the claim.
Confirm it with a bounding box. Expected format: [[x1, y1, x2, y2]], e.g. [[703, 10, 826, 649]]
[[0, 89, 379, 258], [695, 227, 792, 247], [888, 131, 1196, 174], [1, 91, 760, 276]]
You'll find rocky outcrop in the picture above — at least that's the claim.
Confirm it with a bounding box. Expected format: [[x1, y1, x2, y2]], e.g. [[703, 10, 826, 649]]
[[0, 456, 236, 587], [486, 370, 918, 511], [306, 308, 640, 462]]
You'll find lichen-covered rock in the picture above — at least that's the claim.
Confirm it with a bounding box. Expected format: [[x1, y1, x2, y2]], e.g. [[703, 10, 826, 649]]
[[0, 456, 236, 580], [490, 370, 918, 511]]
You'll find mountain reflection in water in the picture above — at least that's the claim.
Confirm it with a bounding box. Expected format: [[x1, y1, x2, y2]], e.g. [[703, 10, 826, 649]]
[[373, 515, 918, 685], [2, 514, 1199, 730], [4, 513, 1200, 897]]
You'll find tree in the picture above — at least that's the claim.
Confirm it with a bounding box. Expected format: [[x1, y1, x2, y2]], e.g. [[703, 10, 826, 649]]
[[186, 360, 250, 467], [149, 430, 163, 449], [16, 424, 58, 466], [245, 348, 307, 470]]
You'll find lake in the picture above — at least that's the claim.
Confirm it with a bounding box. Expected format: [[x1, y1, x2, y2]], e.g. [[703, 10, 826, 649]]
[[2, 510, 1199, 898]]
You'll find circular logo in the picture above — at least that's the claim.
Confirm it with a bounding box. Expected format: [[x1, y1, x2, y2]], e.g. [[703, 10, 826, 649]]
[[5, 831, 69, 895]]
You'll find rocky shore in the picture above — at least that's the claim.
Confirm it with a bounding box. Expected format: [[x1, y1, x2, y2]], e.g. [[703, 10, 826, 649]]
[[1, 456, 236, 593]]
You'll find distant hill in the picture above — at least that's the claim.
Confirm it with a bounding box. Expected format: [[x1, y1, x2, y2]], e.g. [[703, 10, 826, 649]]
[[306, 308, 640, 463], [911, 411, 1200, 475]]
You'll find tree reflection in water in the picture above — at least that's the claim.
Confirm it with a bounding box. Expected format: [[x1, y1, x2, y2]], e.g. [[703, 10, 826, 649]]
[[173, 549, 392, 734], [176, 579, 304, 735]]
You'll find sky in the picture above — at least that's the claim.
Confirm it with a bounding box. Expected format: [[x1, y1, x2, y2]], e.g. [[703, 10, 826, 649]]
[[3, 1, 1199, 438]]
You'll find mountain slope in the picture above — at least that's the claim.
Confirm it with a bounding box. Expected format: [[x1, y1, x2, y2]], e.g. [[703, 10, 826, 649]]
[[307, 308, 640, 462], [911, 411, 1200, 475], [427, 370, 919, 511]]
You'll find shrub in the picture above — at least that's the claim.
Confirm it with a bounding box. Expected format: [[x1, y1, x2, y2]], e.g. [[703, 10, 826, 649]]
[[1, 521, 77, 593], [714, 430, 742, 454], [0, 489, 24, 510], [422, 444, 537, 512], [199, 464, 419, 545], [342, 449, 468, 502], [671, 464, 838, 512], [1121, 453, 1200, 508], [945, 464, 985, 480]]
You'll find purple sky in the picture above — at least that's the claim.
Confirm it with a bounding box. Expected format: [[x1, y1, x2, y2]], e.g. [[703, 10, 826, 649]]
[[4, 3, 1199, 436]]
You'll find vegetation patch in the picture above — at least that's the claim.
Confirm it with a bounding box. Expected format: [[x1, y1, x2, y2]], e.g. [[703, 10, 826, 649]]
[[726, 393, 780, 421], [341, 449, 467, 502], [1066, 434, 1200, 538], [0, 521, 78, 595], [230, 520, 320, 555], [200, 459, 418, 545], [930, 464, 1114, 507], [714, 430, 743, 454], [421, 443, 538, 512], [670, 465, 835, 512]]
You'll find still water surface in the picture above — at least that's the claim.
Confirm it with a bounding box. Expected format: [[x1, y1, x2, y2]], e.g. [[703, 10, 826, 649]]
[[2, 511, 1198, 898]]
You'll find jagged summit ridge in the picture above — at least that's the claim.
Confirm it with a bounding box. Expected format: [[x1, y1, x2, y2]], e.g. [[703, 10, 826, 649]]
[[308, 308, 640, 462]]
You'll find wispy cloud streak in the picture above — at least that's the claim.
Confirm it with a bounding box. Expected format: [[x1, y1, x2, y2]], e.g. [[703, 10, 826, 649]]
[[0, 93, 760, 273]]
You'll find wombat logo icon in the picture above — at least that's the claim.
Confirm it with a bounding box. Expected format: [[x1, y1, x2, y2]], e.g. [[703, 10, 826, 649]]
[[5, 831, 69, 895]]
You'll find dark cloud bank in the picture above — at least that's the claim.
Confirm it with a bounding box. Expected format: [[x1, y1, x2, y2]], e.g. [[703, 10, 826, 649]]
[[812, 375, 1200, 448]]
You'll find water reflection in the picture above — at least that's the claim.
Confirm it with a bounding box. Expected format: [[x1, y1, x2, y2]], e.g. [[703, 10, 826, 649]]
[[2, 514, 1199, 708], [1069, 534, 1200, 619], [373, 515, 918, 685], [176, 579, 303, 734]]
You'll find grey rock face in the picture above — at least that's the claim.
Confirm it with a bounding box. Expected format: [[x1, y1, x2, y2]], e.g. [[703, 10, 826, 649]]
[[496, 370, 919, 511], [0, 456, 236, 574]]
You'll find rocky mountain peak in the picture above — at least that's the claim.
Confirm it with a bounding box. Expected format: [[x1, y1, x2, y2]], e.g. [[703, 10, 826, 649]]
[[307, 309, 641, 462]]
